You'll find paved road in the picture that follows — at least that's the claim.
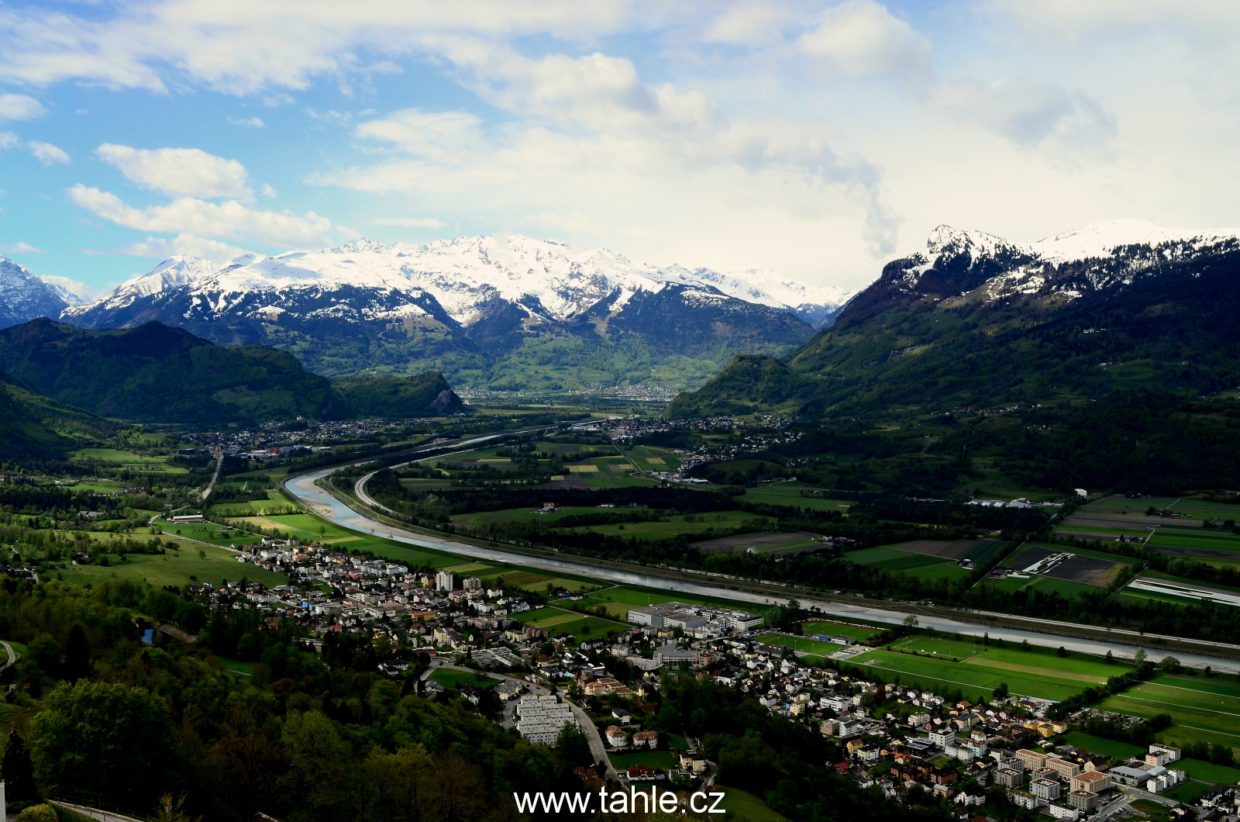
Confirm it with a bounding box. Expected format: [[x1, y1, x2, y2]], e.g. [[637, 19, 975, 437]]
[[0, 640, 18, 673], [284, 451, 1240, 674], [422, 660, 617, 779], [201, 450, 224, 501]]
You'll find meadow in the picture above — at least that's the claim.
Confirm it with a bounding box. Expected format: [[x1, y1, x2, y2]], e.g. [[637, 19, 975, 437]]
[[58, 541, 287, 588], [1100, 674, 1240, 757], [845, 636, 1125, 701], [511, 606, 627, 639]]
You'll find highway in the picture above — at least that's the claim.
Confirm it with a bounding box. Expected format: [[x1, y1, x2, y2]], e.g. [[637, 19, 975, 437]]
[[284, 443, 1240, 675]]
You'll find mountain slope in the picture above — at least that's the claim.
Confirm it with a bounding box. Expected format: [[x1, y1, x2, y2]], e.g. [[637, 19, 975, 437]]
[[0, 372, 118, 461], [62, 236, 849, 391], [0, 257, 79, 329], [671, 221, 1240, 418], [0, 319, 349, 424], [333, 372, 465, 418]]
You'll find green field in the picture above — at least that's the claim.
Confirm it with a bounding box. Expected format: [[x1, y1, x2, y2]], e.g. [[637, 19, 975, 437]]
[[1100, 674, 1240, 756], [225, 512, 461, 569], [1063, 731, 1240, 787], [739, 483, 853, 513], [717, 786, 790, 822], [154, 518, 264, 547], [843, 544, 969, 581], [757, 633, 846, 658], [58, 542, 287, 588], [846, 637, 1123, 701], [208, 490, 299, 517], [473, 567, 601, 594], [562, 510, 772, 540], [69, 448, 187, 475], [511, 606, 627, 639], [573, 585, 760, 621], [802, 620, 881, 642]]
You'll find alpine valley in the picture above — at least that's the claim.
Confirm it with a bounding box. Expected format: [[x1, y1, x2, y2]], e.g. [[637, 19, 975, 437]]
[[52, 235, 853, 393]]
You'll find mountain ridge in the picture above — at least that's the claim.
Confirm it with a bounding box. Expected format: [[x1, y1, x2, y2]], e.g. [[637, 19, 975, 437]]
[[670, 220, 1240, 418], [59, 235, 852, 390]]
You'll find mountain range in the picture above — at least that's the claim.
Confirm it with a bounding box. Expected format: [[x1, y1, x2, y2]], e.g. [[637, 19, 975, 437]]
[[670, 219, 1240, 417], [0, 257, 82, 328], [0, 320, 463, 426], [14, 236, 852, 392]]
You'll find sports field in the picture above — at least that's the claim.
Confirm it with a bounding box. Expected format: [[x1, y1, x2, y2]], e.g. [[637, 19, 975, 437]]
[[756, 633, 847, 658], [573, 585, 760, 621], [802, 620, 881, 642]]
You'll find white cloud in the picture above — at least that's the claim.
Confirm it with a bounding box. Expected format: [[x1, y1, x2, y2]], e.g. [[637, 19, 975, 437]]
[[0, 1, 638, 94], [39, 273, 93, 300], [797, 1, 932, 79], [0, 93, 45, 122], [934, 80, 1117, 150], [373, 217, 447, 230], [124, 233, 252, 261], [95, 143, 251, 199], [227, 115, 266, 128], [0, 131, 18, 150], [0, 241, 42, 254], [68, 184, 337, 248], [28, 140, 70, 165], [703, 3, 795, 47]]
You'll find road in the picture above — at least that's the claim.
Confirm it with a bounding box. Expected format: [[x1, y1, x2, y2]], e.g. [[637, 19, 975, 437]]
[[0, 640, 17, 674], [283, 444, 1240, 674], [201, 450, 224, 502], [422, 659, 618, 779], [49, 800, 145, 822]]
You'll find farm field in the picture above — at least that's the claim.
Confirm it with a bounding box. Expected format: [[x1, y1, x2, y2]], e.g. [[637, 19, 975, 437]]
[[998, 542, 1138, 588], [738, 483, 853, 513], [69, 448, 187, 475], [1099, 674, 1240, 757], [717, 786, 790, 822], [561, 510, 772, 540], [847, 636, 1124, 701], [153, 518, 263, 547], [1059, 496, 1240, 564], [1119, 573, 1240, 608], [842, 544, 971, 582], [472, 566, 601, 594], [511, 606, 627, 639], [451, 505, 654, 528], [58, 541, 287, 588], [208, 489, 299, 517], [692, 531, 824, 556]]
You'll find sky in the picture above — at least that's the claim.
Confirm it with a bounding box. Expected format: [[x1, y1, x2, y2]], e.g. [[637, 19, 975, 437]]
[[1, 0, 1239, 298]]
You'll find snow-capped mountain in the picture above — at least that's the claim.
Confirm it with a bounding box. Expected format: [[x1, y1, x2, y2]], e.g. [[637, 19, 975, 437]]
[[64, 235, 840, 389], [845, 219, 1240, 321], [0, 256, 82, 330]]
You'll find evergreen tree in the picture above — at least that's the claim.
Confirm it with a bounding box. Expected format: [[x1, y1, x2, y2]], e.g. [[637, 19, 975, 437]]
[[2, 731, 39, 805]]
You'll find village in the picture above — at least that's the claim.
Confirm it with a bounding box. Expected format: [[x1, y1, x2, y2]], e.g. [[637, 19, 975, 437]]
[[201, 533, 1237, 822]]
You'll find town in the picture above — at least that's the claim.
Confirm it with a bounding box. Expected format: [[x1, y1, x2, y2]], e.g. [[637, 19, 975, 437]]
[[184, 528, 1236, 821]]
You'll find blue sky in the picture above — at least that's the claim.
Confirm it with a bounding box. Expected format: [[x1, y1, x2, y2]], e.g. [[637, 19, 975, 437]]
[[1, 0, 1238, 297]]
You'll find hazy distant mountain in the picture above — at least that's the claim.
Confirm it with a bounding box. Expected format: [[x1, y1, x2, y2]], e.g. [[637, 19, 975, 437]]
[[62, 236, 852, 391], [670, 220, 1240, 417], [0, 256, 81, 329]]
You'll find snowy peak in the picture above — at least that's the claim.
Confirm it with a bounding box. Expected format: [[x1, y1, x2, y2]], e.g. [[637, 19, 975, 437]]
[[0, 256, 79, 328], [925, 225, 1025, 259], [1031, 219, 1240, 263], [71, 234, 849, 328]]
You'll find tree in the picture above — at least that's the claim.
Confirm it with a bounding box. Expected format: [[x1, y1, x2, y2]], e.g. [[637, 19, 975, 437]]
[[30, 680, 180, 812], [1134, 648, 1147, 667], [63, 624, 91, 682], [2, 731, 39, 806], [903, 615, 919, 629]]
